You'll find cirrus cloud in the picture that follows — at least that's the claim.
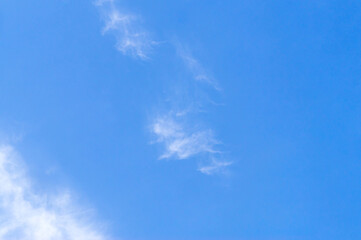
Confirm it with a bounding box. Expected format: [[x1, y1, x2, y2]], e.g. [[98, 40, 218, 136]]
[[152, 115, 219, 160], [95, 0, 155, 60]]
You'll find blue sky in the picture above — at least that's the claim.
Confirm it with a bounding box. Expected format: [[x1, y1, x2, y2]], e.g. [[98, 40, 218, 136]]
[[0, 0, 361, 239]]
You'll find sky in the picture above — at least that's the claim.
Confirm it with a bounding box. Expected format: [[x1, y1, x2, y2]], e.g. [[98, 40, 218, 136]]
[[0, 0, 361, 239]]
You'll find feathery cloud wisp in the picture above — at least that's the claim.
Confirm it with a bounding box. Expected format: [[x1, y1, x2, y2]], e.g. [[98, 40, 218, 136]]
[[198, 159, 232, 175], [151, 115, 219, 160], [149, 43, 231, 174], [96, 0, 153, 60], [176, 45, 221, 91], [0, 145, 108, 240], [151, 114, 232, 174]]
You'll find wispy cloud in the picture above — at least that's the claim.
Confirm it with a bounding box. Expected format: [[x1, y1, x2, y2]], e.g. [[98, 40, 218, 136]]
[[0, 145, 108, 240], [149, 42, 231, 175], [151, 113, 232, 175], [198, 159, 232, 175], [176, 45, 221, 91], [95, 0, 154, 60], [152, 115, 219, 160]]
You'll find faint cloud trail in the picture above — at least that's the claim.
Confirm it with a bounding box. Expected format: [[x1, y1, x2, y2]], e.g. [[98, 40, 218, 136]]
[[148, 41, 232, 175], [176, 45, 221, 91], [198, 159, 233, 175]]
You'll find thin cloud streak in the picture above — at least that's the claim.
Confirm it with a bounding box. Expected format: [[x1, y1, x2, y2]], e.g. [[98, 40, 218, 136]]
[[198, 159, 232, 175], [95, 0, 154, 60], [0, 145, 108, 240], [176, 45, 221, 91]]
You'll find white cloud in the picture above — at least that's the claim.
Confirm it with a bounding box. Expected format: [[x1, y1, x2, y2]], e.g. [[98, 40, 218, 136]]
[[95, 0, 154, 60], [198, 159, 232, 175], [151, 115, 219, 160], [151, 114, 232, 175], [0, 145, 108, 240]]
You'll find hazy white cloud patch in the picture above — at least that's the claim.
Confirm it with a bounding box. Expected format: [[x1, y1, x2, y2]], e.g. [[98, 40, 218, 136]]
[[198, 159, 232, 175], [95, 0, 154, 60], [0, 145, 108, 240]]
